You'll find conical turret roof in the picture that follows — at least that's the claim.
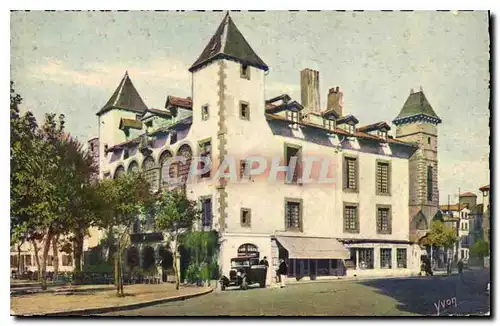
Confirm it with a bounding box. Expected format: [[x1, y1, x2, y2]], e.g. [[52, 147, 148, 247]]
[[97, 72, 148, 116], [393, 90, 441, 125], [189, 12, 269, 73]]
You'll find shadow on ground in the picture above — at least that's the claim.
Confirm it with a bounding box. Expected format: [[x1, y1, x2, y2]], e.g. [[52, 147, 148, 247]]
[[359, 269, 490, 316]]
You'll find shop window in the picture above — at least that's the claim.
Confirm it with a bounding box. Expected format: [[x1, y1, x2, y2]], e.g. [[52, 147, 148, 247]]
[[397, 248, 407, 268], [380, 248, 392, 269], [358, 248, 374, 269]]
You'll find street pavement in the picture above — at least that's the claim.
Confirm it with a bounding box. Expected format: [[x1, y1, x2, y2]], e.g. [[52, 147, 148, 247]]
[[102, 268, 490, 316]]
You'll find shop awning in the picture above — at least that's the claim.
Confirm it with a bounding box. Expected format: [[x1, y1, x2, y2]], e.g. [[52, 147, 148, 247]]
[[275, 236, 350, 260]]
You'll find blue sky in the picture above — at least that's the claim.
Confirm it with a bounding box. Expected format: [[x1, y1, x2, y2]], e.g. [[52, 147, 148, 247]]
[[10, 11, 490, 204]]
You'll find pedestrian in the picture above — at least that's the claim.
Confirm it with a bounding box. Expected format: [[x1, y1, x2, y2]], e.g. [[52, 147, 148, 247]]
[[457, 259, 464, 281], [446, 258, 452, 275], [278, 259, 288, 288], [259, 256, 270, 287]]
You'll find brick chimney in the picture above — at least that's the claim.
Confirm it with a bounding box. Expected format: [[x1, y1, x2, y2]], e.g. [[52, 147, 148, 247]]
[[327, 86, 343, 117], [300, 68, 320, 114]]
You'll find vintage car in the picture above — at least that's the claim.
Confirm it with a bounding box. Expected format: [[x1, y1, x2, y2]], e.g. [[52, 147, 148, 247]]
[[220, 256, 267, 290]]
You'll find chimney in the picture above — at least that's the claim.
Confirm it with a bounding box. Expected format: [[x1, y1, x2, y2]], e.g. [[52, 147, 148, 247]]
[[300, 69, 320, 114], [327, 86, 344, 117]]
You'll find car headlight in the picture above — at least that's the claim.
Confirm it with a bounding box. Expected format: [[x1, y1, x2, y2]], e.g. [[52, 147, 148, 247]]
[[237, 271, 241, 277]]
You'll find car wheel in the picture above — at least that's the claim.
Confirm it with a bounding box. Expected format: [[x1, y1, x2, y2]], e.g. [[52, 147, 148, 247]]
[[241, 277, 248, 290]]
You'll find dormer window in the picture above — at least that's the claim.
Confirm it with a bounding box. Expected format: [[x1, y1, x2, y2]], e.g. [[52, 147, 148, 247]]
[[347, 124, 355, 135], [240, 64, 250, 80], [323, 118, 335, 131], [286, 110, 299, 130], [201, 104, 209, 121], [377, 130, 388, 141], [145, 120, 153, 128]]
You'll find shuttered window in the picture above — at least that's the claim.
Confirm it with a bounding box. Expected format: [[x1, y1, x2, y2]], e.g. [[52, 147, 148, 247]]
[[344, 157, 358, 191], [201, 197, 212, 228], [377, 207, 391, 234], [344, 205, 358, 233], [376, 162, 390, 195], [285, 200, 301, 230]]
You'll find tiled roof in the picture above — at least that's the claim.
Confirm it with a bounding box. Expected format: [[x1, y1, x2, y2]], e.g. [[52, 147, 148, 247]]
[[265, 113, 417, 147], [357, 121, 391, 132], [119, 118, 143, 130], [321, 109, 340, 119], [189, 12, 269, 73], [148, 108, 172, 117], [479, 185, 490, 192], [165, 96, 192, 110], [97, 72, 148, 116], [460, 192, 477, 197], [439, 203, 469, 211], [393, 90, 441, 123]]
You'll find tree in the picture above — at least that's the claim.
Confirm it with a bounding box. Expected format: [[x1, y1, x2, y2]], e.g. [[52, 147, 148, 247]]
[[154, 189, 201, 290], [93, 173, 153, 296], [420, 220, 458, 251], [470, 239, 490, 261]]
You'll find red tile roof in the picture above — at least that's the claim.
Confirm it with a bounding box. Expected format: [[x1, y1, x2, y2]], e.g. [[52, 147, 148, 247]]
[[357, 121, 391, 132], [479, 185, 490, 192], [460, 192, 477, 197], [439, 203, 469, 211], [165, 96, 192, 110]]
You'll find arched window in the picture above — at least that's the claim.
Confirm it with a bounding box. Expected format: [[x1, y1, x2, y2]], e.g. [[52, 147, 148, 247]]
[[127, 161, 139, 174], [177, 144, 192, 184], [237, 243, 259, 258], [142, 156, 159, 192], [159, 150, 173, 190], [415, 213, 428, 230], [114, 165, 125, 179], [427, 166, 433, 201]]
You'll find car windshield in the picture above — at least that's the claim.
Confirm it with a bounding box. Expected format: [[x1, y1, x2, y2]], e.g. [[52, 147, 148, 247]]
[[231, 260, 250, 268]]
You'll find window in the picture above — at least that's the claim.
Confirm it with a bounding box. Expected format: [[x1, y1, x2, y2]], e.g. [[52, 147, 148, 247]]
[[323, 118, 335, 130], [343, 156, 358, 191], [124, 149, 129, 160], [104, 144, 108, 152], [199, 139, 212, 178], [285, 145, 301, 184], [201, 197, 212, 228], [286, 110, 299, 129], [238, 244, 259, 257], [380, 248, 392, 269], [170, 131, 178, 144], [376, 161, 390, 195], [285, 199, 302, 231], [344, 204, 359, 233], [347, 123, 355, 134], [24, 255, 32, 266], [240, 64, 250, 80], [47, 255, 53, 266], [201, 105, 209, 121], [241, 208, 251, 227], [145, 120, 153, 128], [346, 248, 357, 269], [427, 137, 431, 145], [10, 255, 18, 268], [240, 160, 249, 179], [142, 156, 159, 192], [427, 166, 433, 201], [240, 101, 250, 120], [377, 206, 391, 234], [397, 248, 407, 268], [377, 130, 387, 141], [62, 255, 73, 266], [358, 248, 374, 269], [465, 222, 468, 231], [103, 172, 111, 179]]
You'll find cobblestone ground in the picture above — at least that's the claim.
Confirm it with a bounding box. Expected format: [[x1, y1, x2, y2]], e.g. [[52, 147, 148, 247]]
[[103, 269, 490, 316]]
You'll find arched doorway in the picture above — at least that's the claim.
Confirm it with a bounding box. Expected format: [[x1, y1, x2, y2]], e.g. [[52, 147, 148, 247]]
[[127, 160, 139, 174], [177, 144, 192, 184], [141, 246, 155, 270], [114, 165, 125, 179], [237, 243, 260, 258]]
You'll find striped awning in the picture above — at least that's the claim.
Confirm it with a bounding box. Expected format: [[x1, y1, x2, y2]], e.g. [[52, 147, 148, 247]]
[[276, 236, 350, 260]]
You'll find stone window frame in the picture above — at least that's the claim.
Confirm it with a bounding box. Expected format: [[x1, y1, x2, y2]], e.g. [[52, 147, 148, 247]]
[[376, 204, 392, 235], [201, 104, 210, 121], [239, 101, 250, 120], [375, 159, 391, 196], [240, 208, 251, 227], [284, 197, 303, 232], [284, 142, 302, 185], [396, 248, 407, 268], [198, 137, 212, 179], [380, 248, 392, 269], [199, 195, 213, 229], [240, 63, 251, 80], [342, 154, 359, 193], [343, 202, 359, 233]]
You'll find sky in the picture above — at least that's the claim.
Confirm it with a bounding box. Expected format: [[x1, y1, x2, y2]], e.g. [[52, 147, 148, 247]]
[[10, 11, 490, 204]]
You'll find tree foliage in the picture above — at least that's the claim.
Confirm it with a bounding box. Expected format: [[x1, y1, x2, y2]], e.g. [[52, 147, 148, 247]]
[[470, 239, 490, 259], [154, 189, 201, 290], [420, 221, 458, 249]]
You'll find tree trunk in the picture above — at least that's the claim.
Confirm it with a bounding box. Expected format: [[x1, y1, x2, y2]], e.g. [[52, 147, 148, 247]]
[[114, 248, 120, 296], [40, 232, 54, 290], [32, 240, 41, 282], [172, 247, 180, 290], [73, 227, 84, 273], [52, 234, 60, 282]]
